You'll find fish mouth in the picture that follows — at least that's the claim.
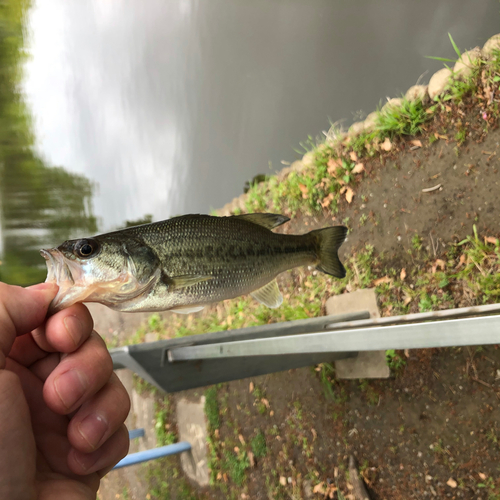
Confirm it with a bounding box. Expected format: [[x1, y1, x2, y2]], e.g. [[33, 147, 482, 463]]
[[41, 248, 89, 314]]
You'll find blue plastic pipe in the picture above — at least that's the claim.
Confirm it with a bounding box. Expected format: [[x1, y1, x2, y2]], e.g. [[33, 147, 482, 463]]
[[112, 442, 192, 469]]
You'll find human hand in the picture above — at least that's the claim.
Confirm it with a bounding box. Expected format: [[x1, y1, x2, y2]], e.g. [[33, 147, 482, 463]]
[[0, 282, 130, 500]]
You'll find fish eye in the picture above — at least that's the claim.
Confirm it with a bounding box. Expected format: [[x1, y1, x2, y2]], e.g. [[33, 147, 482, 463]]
[[74, 239, 99, 259]]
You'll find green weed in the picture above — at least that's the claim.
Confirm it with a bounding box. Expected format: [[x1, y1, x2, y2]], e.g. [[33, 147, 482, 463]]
[[251, 431, 267, 458], [205, 386, 221, 430]]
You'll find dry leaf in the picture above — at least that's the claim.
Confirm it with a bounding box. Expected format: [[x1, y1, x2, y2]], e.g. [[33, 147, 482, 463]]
[[313, 482, 325, 494], [446, 478, 457, 488], [349, 151, 358, 162], [352, 162, 365, 174], [381, 137, 392, 151], [479, 472, 487, 480], [432, 259, 446, 273], [373, 276, 392, 286], [485, 236, 498, 245], [346, 482, 354, 490], [270, 410, 274, 416], [456, 254, 466, 269], [345, 187, 354, 203], [320, 192, 334, 208], [238, 434, 245, 445], [403, 295, 412, 306], [234, 446, 240, 453], [223, 473, 228, 483], [247, 451, 255, 468], [216, 472, 222, 480], [311, 428, 317, 441], [434, 132, 448, 140], [261, 398, 270, 408], [411, 139, 422, 148], [249, 381, 254, 393], [400, 268, 406, 280], [340, 186, 347, 194], [327, 157, 342, 175], [279, 476, 287, 486], [214, 429, 220, 438], [298, 184, 308, 198], [404, 349, 410, 358]]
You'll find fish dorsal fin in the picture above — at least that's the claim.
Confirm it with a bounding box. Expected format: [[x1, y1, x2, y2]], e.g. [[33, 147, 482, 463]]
[[251, 279, 283, 308], [232, 213, 290, 230], [165, 274, 213, 290], [170, 305, 205, 314]]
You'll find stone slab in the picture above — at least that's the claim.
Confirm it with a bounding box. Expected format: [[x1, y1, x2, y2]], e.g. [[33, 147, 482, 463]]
[[326, 289, 390, 379], [176, 397, 209, 486]]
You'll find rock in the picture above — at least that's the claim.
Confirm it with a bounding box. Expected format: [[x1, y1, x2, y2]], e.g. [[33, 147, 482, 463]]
[[381, 97, 403, 113], [405, 84, 429, 104], [363, 111, 379, 131], [349, 121, 365, 136], [301, 151, 315, 167], [482, 33, 500, 59], [453, 47, 482, 79], [428, 67, 453, 100], [290, 160, 306, 172]]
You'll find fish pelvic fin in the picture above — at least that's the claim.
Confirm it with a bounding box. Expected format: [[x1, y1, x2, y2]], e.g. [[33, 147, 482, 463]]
[[251, 279, 283, 308], [232, 213, 290, 230], [165, 274, 213, 290], [310, 226, 348, 278]]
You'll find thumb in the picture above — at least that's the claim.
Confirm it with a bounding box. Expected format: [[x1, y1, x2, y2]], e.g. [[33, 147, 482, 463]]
[[0, 282, 58, 367]]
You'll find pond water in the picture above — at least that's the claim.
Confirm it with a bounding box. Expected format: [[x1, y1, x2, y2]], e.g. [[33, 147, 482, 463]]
[[0, 0, 498, 284]]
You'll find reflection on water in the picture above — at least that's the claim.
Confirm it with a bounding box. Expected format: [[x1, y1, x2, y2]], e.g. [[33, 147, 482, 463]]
[[2, 0, 500, 285], [0, 2, 97, 286]]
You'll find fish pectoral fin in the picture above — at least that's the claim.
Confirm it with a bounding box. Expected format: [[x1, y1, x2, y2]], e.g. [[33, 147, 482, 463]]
[[169, 305, 205, 314], [251, 279, 283, 308], [166, 274, 213, 290], [232, 213, 290, 230]]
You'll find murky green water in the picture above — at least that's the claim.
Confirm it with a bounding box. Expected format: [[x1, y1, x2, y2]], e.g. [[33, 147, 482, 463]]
[[1, 0, 499, 285]]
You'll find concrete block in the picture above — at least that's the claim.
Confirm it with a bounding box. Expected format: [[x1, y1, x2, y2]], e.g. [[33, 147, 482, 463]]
[[176, 397, 209, 486], [326, 289, 390, 379]]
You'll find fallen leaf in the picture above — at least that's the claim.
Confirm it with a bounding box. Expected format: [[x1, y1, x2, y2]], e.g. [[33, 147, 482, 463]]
[[479, 472, 487, 480], [381, 137, 392, 151], [313, 482, 325, 494], [432, 259, 446, 273], [349, 151, 358, 162], [352, 162, 365, 174], [345, 187, 354, 203], [411, 139, 422, 148], [214, 429, 220, 438], [327, 158, 342, 175], [320, 192, 334, 208], [234, 446, 240, 453], [261, 398, 270, 408], [270, 410, 274, 416], [340, 186, 347, 194], [311, 428, 317, 441], [485, 236, 499, 245], [298, 183, 308, 199], [456, 254, 466, 269], [216, 472, 222, 480], [247, 451, 255, 468], [239, 434, 245, 445], [404, 349, 410, 358], [446, 478, 457, 488], [346, 482, 354, 490], [434, 132, 448, 140], [400, 268, 406, 280], [373, 276, 392, 286], [223, 473, 228, 483], [249, 381, 254, 393], [280, 476, 287, 486], [403, 295, 412, 306]]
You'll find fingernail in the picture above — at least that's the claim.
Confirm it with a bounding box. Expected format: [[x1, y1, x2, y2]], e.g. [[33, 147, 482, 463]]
[[73, 450, 98, 473], [63, 315, 84, 348], [54, 369, 88, 411], [78, 413, 108, 450]]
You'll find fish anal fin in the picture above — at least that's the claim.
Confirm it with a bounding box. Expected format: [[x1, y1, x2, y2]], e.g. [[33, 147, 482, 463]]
[[165, 274, 213, 290], [251, 279, 283, 308], [169, 305, 205, 314], [232, 213, 290, 230]]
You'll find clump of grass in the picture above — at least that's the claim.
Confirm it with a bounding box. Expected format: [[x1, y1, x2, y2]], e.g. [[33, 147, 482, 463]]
[[205, 386, 220, 430], [154, 398, 176, 446], [251, 431, 267, 458], [222, 449, 250, 486], [376, 97, 430, 138]]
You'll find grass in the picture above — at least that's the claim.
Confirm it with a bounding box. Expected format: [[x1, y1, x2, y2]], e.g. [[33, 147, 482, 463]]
[[154, 398, 176, 446], [251, 431, 267, 458]]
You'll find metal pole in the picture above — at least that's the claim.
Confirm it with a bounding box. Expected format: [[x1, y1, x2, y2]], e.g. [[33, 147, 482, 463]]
[[128, 428, 145, 440], [112, 442, 192, 470], [167, 314, 500, 361]]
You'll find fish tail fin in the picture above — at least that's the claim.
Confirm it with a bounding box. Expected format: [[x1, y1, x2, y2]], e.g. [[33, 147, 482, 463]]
[[309, 226, 348, 278]]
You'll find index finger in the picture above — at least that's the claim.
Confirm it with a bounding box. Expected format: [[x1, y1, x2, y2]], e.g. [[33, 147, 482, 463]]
[[0, 282, 58, 368]]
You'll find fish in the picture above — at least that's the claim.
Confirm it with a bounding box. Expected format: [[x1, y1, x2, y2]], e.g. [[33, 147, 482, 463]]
[[41, 213, 347, 314]]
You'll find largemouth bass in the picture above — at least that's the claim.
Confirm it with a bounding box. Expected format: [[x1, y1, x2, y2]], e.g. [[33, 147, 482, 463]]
[[41, 213, 347, 314]]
